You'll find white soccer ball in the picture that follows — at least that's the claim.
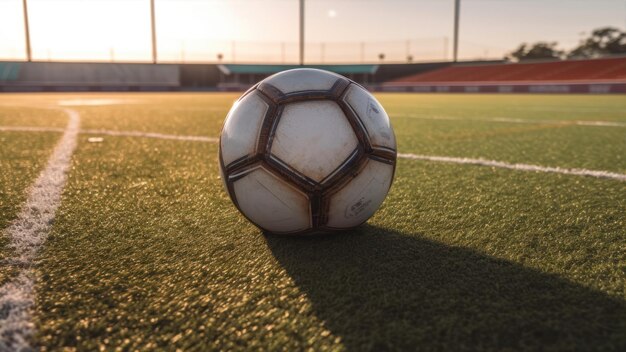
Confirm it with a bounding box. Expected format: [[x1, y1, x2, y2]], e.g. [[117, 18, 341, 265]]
[[219, 68, 396, 235]]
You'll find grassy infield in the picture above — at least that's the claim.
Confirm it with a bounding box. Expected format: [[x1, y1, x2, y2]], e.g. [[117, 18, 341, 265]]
[[0, 93, 624, 350]]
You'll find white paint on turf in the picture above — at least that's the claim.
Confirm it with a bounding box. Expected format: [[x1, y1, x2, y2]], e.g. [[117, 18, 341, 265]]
[[0, 126, 217, 143], [81, 129, 218, 142], [0, 109, 80, 351], [396, 114, 626, 127], [397, 153, 626, 181], [57, 99, 131, 106], [0, 126, 65, 133], [1, 125, 623, 181]]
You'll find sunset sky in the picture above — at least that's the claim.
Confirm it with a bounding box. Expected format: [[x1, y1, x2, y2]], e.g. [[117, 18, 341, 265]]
[[0, 0, 624, 63]]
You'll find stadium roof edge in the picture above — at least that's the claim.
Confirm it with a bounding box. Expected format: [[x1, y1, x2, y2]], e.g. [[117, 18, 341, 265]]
[[217, 64, 379, 75]]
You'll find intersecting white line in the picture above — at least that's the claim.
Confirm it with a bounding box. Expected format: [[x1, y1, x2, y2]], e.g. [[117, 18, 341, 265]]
[[1, 124, 624, 181]]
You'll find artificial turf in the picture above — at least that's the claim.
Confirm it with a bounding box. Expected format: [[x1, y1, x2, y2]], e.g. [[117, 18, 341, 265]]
[[0, 104, 68, 128], [75, 93, 234, 136], [66, 92, 626, 171], [0, 93, 624, 350], [377, 94, 626, 172], [0, 103, 68, 285], [0, 131, 62, 285]]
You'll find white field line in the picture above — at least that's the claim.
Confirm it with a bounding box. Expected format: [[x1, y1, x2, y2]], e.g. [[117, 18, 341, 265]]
[[80, 129, 218, 142], [0, 126, 65, 133], [0, 126, 218, 142], [1, 124, 623, 181], [398, 153, 626, 181], [394, 114, 626, 127], [572, 120, 626, 127], [57, 99, 132, 106], [0, 109, 80, 350]]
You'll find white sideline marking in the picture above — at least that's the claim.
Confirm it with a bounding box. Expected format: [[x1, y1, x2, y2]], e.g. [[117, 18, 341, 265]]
[[0, 126, 217, 143], [57, 99, 131, 106], [1, 125, 622, 181], [395, 114, 626, 127], [0, 126, 65, 133], [76, 131, 626, 181], [81, 129, 218, 142], [398, 153, 626, 181], [0, 109, 80, 350], [572, 120, 626, 127]]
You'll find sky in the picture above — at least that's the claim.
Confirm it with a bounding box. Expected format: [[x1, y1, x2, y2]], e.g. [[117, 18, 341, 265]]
[[0, 0, 624, 63]]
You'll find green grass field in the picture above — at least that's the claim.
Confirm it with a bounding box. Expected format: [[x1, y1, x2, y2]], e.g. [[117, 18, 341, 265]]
[[0, 93, 625, 351]]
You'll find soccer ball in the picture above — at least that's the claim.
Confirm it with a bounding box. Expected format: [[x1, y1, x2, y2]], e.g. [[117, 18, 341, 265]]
[[218, 68, 396, 235]]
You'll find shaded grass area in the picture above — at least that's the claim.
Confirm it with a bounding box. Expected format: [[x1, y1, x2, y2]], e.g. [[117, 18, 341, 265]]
[[35, 134, 625, 350], [275, 159, 626, 350], [267, 226, 625, 351], [0, 132, 60, 285], [378, 161, 625, 298], [35, 138, 341, 351]]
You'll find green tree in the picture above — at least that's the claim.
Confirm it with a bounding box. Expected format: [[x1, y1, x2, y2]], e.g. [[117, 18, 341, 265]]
[[568, 27, 626, 58], [506, 42, 564, 61]]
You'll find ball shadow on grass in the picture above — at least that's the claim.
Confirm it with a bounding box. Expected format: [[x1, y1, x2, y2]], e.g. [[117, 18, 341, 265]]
[[265, 224, 625, 351]]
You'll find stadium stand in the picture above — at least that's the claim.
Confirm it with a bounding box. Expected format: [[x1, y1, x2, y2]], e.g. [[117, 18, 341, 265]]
[[1, 58, 623, 93], [216, 64, 379, 90], [0, 62, 21, 81], [213, 62, 501, 90], [0, 62, 179, 91], [382, 57, 626, 93], [180, 64, 222, 89]]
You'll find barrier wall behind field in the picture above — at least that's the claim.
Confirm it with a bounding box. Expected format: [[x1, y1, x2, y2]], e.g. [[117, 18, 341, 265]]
[[376, 82, 626, 94], [0, 62, 179, 91], [1, 60, 624, 93]]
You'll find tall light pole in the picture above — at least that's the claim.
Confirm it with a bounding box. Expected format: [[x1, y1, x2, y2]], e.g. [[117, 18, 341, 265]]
[[22, 0, 32, 62], [150, 0, 157, 63], [299, 0, 304, 65], [453, 0, 460, 62]]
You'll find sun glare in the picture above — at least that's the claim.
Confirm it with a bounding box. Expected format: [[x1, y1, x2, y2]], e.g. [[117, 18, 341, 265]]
[[28, 0, 151, 61], [4, 0, 297, 63], [6, 0, 244, 62]]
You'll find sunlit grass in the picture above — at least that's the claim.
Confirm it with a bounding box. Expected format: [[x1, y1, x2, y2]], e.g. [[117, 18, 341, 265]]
[[0, 93, 624, 350]]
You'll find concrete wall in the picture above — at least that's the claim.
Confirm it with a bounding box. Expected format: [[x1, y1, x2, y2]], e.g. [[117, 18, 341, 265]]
[[0, 62, 179, 91]]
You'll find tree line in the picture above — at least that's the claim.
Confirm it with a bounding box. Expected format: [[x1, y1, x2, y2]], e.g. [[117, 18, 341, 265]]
[[507, 27, 626, 61]]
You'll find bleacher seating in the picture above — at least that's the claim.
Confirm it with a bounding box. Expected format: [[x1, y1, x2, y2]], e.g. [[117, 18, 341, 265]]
[[390, 57, 626, 84], [0, 62, 179, 89]]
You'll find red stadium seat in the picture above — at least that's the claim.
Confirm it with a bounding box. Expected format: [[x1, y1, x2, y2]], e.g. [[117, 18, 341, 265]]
[[390, 57, 626, 84]]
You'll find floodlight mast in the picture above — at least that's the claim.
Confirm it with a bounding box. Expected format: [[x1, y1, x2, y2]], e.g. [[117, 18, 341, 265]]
[[150, 0, 157, 64], [299, 0, 305, 65], [453, 0, 460, 62], [22, 0, 32, 62]]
